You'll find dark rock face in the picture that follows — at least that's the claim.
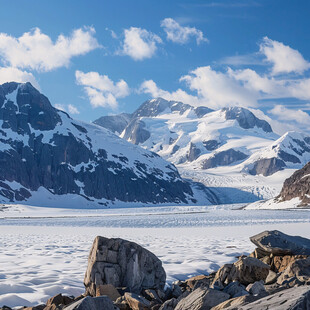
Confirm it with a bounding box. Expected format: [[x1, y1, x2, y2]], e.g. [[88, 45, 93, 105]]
[[250, 230, 310, 256], [223, 107, 272, 133], [203, 140, 220, 151], [122, 119, 150, 145], [248, 158, 286, 177], [93, 113, 132, 134], [0, 82, 193, 206], [277, 161, 310, 205], [194, 106, 213, 118], [84, 236, 166, 295], [202, 149, 248, 169], [187, 143, 201, 162]]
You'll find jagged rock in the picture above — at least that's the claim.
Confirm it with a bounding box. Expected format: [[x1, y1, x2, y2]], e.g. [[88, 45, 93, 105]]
[[231, 285, 310, 310], [248, 157, 286, 176], [122, 119, 150, 145], [231, 257, 270, 285], [202, 149, 248, 169], [63, 296, 117, 310], [24, 306, 45, 310], [264, 270, 278, 285], [170, 283, 183, 298], [212, 258, 269, 287], [210, 294, 262, 310], [84, 236, 166, 296], [277, 257, 310, 285], [250, 230, 310, 255], [278, 161, 310, 206], [187, 143, 201, 162], [158, 298, 178, 310], [223, 281, 248, 298], [174, 287, 230, 310], [124, 293, 151, 310], [114, 296, 130, 310], [246, 281, 266, 296], [223, 107, 272, 133], [95, 284, 121, 301], [249, 248, 269, 259], [46, 294, 74, 307], [93, 113, 132, 135], [271, 255, 308, 272], [142, 289, 162, 303], [184, 274, 213, 290]]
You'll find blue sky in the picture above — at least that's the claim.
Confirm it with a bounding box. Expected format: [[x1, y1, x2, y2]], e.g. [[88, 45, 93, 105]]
[[0, 0, 309, 133]]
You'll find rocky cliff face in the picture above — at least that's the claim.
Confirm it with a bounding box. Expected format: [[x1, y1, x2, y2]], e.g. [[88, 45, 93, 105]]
[[0, 82, 194, 207], [277, 161, 310, 206]]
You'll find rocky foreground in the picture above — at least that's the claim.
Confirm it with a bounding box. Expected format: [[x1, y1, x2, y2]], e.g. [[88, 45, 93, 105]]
[[2, 230, 310, 310]]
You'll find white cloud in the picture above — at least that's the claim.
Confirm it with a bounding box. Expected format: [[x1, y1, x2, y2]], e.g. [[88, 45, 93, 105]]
[[68, 104, 80, 115], [75, 70, 130, 109], [181, 66, 258, 108], [139, 79, 202, 106], [269, 105, 310, 124], [161, 18, 208, 45], [0, 66, 39, 89], [54, 103, 80, 115], [122, 27, 162, 61], [260, 37, 310, 75], [0, 27, 100, 72]]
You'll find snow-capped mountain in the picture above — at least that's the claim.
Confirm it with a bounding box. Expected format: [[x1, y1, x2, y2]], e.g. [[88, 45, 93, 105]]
[[0, 83, 197, 207], [95, 98, 310, 203]]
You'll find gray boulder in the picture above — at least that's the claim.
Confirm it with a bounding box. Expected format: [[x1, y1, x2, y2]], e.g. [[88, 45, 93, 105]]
[[250, 230, 310, 255], [174, 287, 229, 310], [277, 257, 310, 285], [212, 257, 270, 287], [230, 285, 310, 310], [84, 236, 166, 296], [64, 296, 118, 310]]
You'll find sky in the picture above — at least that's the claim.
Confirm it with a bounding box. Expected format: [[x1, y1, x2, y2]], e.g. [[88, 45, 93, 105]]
[[0, 0, 309, 133]]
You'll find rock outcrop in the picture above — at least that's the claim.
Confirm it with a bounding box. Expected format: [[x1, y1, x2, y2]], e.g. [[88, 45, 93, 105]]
[[277, 161, 310, 206], [84, 236, 166, 296], [250, 230, 310, 255], [0, 82, 194, 207]]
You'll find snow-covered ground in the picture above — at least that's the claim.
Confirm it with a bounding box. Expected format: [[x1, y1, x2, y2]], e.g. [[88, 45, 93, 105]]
[[0, 204, 309, 308]]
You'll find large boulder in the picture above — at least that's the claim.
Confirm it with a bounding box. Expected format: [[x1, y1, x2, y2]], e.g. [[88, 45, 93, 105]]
[[228, 285, 310, 310], [212, 257, 270, 287], [63, 296, 117, 310], [174, 287, 230, 310], [250, 230, 310, 255], [277, 257, 310, 285], [84, 236, 166, 296]]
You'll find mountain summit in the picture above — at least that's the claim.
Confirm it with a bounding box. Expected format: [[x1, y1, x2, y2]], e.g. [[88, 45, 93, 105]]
[[0, 83, 195, 207]]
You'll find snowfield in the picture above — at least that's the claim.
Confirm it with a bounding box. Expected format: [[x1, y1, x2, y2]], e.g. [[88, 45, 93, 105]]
[[0, 204, 309, 308]]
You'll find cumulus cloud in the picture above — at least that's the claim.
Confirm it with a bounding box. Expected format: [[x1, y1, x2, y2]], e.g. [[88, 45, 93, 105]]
[[181, 66, 258, 108], [139, 79, 202, 106], [269, 105, 310, 123], [161, 18, 208, 45], [75, 70, 130, 109], [260, 37, 310, 75], [0, 66, 39, 89], [0, 27, 100, 72], [121, 27, 162, 61]]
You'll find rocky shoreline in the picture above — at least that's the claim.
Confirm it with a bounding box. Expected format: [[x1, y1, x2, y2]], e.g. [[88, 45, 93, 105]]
[[1, 230, 310, 310]]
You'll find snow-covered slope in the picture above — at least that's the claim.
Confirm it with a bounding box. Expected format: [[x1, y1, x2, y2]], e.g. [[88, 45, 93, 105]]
[[0, 83, 202, 208], [95, 98, 310, 203]]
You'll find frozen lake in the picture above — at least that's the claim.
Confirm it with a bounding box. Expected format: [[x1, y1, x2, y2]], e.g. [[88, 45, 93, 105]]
[[0, 204, 309, 307]]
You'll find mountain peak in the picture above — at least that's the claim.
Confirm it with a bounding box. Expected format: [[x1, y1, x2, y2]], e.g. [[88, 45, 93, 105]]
[[222, 106, 273, 133]]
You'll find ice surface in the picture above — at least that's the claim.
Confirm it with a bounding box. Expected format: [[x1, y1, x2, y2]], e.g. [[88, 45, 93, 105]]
[[0, 204, 309, 307]]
